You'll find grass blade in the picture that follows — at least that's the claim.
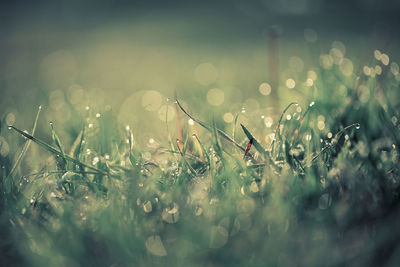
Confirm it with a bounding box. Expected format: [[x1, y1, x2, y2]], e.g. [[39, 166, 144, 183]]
[[240, 123, 266, 156], [9, 125, 110, 176], [50, 121, 67, 168], [7, 105, 42, 179], [175, 99, 245, 152]]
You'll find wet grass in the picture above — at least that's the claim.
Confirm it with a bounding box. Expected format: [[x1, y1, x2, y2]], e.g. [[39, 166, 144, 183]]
[[1, 49, 400, 266]]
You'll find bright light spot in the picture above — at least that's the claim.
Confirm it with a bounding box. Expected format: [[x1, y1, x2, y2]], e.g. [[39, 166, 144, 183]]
[[194, 63, 218, 85], [85, 106, 90, 111], [390, 62, 399, 75], [158, 105, 176, 122], [142, 90, 162, 111], [306, 78, 314, 86], [145, 235, 167, 257], [374, 50, 382, 60], [317, 120, 325, 130], [286, 78, 296, 89], [381, 53, 389, 66], [307, 70, 317, 81], [304, 29, 317, 42], [375, 65, 382, 75], [125, 125, 130, 131], [5, 113, 15, 126], [88, 123, 93, 128], [329, 48, 344, 64], [250, 181, 259, 193], [143, 201, 152, 213], [92, 157, 99, 165], [207, 88, 224, 106], [359, 85, 370, 103], [259, 82, 271, 95], [320, 54, 333, 69], [363, 66, 371, 76], [339, 58, 354, 76], [188, 119, 194, 126], [264, 117, 273, 128], [309, 101, 315, 107], [95, 113, 101, 118], [223, 113, 234, 123]]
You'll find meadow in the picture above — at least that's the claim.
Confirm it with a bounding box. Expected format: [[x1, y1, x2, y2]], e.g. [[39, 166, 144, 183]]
[[1, 40, 400, 266]]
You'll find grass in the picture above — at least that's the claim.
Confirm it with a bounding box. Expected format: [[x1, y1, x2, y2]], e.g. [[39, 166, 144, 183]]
[[1, 48, 400, 267]]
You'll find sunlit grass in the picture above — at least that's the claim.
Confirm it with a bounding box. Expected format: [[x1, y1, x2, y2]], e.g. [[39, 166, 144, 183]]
[[1, 47, 400, 266]]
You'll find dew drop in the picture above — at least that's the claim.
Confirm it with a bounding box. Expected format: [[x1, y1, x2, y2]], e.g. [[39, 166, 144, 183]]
[[241, 108, 246, 113], [95, 113, 101, 118], [92, 157, 99, 165], [355, 123, 360, 129], [7, 126, 12, 130], [192, 134, 196, 138], [309, 101, 315, 107], [49, 121, 54, 126]]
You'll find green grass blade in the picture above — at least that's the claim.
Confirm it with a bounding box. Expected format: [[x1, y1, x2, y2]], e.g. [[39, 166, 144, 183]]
[[50, 122, 66, 167], [7, 105, 42, 179], [176, 99, 245, 152], [8, 125, 110, 176], [193, 134, 211, 168], [240, 123, 266, 156]]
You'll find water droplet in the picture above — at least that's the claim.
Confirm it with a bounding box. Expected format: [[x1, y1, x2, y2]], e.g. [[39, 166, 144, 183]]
[[95, 113, 101, 118], [92, 157, 99, 165], [192, 134, 196, 138], [7, 126, 12, 130], [143, 200, 152, 213], [125, 125, 130, 131], [309, 101, 315, 107], [38, 105, 42, 110], [49, 121, 53, 125], [105, 154, 110, 160], [355, 123, 360, 129], [261, 115, 265, 119], [241, 107, 246, 113], [88, 123, 93, 128]]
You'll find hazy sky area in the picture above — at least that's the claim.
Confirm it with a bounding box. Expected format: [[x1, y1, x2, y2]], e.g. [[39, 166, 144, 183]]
[[1, 0, 400, 132]]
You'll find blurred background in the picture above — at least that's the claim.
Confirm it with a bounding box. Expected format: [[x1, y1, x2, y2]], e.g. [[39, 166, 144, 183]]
[[1, 0, 400, 144]]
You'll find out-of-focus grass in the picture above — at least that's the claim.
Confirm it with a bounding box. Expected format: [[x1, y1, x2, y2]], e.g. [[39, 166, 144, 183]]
[[1, 46, 400, 267]]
